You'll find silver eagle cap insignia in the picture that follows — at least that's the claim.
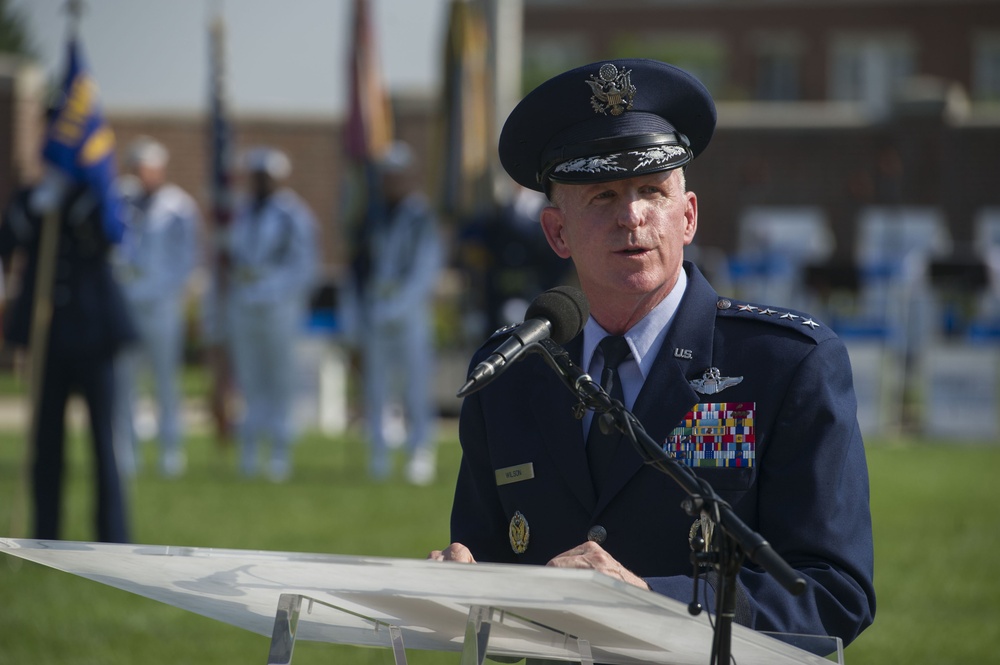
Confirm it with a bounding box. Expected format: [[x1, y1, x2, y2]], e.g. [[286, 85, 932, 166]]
[[587, 63, 636, 116], [689, 367, 744, 395]]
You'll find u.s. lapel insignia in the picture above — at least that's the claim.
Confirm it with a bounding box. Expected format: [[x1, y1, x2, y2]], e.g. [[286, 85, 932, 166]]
[[509, 511, 530, 554], [586, 63, 636, 116], [690, 367, 743, 395]]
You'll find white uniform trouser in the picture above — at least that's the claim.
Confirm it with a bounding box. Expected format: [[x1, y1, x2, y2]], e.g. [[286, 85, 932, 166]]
[[114, 297, 184, 473], [362, 313, 435, 467], [227, 298, 300, 474]]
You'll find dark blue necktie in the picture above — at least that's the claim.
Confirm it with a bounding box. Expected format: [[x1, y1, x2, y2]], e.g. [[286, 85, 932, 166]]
[[587, 335, 631, 495]]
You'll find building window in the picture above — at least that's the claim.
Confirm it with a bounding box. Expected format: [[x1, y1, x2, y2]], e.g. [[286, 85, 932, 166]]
[[752, 33, 802, 101], [610, 32, 726, 98], [973, 32, 1000, 102], [829, 33, 916, 115], [522, 33, 590, 94]]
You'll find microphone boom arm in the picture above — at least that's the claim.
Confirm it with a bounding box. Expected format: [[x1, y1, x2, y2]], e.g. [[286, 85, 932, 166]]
[[529, 338, 805, 594], [526, 338, 805, 664]]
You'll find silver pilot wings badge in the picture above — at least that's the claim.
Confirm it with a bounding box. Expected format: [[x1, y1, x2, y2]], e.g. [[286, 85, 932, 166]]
[[689, 367, 743, 395]]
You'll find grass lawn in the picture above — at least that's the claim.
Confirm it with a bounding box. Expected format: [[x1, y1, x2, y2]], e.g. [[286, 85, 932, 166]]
[[1, 418, 998, 664]]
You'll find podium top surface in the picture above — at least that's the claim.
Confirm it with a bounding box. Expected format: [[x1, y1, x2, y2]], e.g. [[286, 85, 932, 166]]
[[1, 538, 829, 665]]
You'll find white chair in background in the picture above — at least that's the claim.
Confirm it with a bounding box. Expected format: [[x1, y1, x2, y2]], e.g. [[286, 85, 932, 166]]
[[731, 205, 834, 311], [854, 205, 952, 354], [917, 208, 1000, 442], [974, 207, 1000, 323]]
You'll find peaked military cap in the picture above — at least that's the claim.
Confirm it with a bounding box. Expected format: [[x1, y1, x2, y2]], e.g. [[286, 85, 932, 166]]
[[499, 59, 717, 192]]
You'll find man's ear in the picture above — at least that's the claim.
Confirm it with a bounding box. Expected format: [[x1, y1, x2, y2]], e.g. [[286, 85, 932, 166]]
[[540, 205, 572, 259], [684, 190, 698, 245]]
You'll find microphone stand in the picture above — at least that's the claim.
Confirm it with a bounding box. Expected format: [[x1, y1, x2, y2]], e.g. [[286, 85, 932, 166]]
[[529, 339, 806, 665]]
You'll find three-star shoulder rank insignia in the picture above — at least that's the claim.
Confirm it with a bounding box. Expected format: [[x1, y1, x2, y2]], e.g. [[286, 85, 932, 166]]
[[690, 367, 743, 395], [509, 511, 529, 554]]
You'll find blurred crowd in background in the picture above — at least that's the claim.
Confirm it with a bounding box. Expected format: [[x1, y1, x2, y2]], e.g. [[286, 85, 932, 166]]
[[0, 0, 999, 543]]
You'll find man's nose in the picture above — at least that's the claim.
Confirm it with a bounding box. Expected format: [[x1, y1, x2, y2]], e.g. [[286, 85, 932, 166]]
[[617, 196, 643, 230]]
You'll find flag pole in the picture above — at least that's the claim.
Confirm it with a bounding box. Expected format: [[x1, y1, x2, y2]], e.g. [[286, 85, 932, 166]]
[[14, 211, 62, 537], [342, 0, 394, 339], [9, 0, 86, 538], [206, 2, 236, 446]]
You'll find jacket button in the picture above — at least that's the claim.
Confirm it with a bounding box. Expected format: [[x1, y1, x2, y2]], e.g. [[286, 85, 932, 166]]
[[587, 525, 607, 544]]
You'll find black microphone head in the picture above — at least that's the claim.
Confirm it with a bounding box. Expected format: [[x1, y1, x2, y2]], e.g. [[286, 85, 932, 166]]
[[525, 286, 590, 344]]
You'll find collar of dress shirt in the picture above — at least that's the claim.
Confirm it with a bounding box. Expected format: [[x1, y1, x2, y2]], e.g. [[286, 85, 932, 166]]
[[581, 265, 688, 382]]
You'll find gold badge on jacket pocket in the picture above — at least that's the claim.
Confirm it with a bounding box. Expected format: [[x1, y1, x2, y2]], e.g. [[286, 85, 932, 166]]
[[509, 511, 529, 554]]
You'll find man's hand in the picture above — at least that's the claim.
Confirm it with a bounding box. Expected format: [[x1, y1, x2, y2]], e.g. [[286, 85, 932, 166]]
[[547, 541, 650, 590], [427, 542, 477, 563]]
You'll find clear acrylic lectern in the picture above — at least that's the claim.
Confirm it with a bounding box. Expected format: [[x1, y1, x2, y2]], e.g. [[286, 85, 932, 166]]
[[0, 539, 841, 665]]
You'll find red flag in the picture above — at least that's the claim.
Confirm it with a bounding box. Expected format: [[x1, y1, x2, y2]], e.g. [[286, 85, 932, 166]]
[[205, 12, 237, 444], [344, 0, 393, 163], [208, 14, 234, 229]]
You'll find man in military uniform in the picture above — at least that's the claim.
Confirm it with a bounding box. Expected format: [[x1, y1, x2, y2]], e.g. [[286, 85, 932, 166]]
[[1, 178, 136, 543], [430, 60, 875, 649], [113, 137, 199, 477], [459, 184, 572, 335], [343, 141, 444, 485], [221, 147, 318, 482]]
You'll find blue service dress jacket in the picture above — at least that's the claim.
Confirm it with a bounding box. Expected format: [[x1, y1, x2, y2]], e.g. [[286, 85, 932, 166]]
[[0, 184, 137, 543], [450, 261, 876, 646], [1, 186, 136, 357]]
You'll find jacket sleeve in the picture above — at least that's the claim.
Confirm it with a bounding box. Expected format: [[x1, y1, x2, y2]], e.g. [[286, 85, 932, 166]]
[[648, 335, 876, 648], [283, 203, 319, 297], [254, 197, 318, 302], [375, 206, 443, 324], [166, 193, 201, 296], [450, 388, 520, 564]]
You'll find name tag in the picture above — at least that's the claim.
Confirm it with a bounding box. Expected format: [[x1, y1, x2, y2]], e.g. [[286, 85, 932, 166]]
[[495, 463, 535, 486]]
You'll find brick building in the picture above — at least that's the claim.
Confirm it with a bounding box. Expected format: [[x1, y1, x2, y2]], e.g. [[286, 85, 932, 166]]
[[519, 0, 1000, 257], [0, 58, 439, 278], [4, 1, 998, 266], [2, 0, 999, 428]]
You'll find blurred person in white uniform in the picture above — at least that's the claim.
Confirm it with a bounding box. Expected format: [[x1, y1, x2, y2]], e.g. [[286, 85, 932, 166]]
[[113, 136, 199, 477], [225, 147, 318, 482], [343, 141, 444, 484]]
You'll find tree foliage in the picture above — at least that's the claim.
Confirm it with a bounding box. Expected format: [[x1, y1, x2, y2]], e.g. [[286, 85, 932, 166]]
[[0, 0, 33, 56]]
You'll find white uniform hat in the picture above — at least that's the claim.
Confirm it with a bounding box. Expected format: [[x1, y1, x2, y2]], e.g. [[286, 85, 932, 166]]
[[242, 146, 292, 179], [376, 140, 415, 174], [127, 136, 169, 169]]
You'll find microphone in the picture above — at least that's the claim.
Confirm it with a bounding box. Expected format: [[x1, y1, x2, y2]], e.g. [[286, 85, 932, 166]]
[[457, 286, 589, 398]]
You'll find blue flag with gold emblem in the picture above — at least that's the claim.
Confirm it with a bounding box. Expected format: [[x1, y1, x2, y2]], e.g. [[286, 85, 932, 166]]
[[42, 38, 124, 243]]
